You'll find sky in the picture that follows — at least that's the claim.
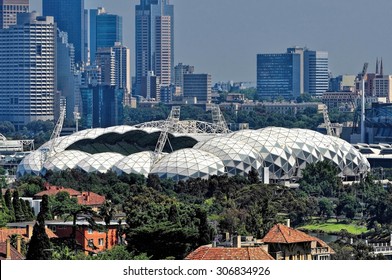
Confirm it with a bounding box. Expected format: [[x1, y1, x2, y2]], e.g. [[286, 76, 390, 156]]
[[30, 0, 392, 83]]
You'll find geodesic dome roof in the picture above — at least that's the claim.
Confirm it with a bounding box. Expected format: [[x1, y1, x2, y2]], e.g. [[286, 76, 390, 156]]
[[42, 150, 91, 174], [16, 124, 370, 182], [112, 151, 155, 177], [150, 149, 225, 181], [193, 136, 264, 177], [17, 152, 42, 177], [76, 152, 125, 174], [229, 130, 296, 180]]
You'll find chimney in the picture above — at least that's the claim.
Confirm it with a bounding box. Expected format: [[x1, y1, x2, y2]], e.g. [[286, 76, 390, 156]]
[[233, 235, 241, 248], [6, 239, 11, 260], [26, 225, 33, 239], [286, 219, 291, 228], [212, 241, 217, 248], [16, 235, 22, 254], [225, 232, 230, 242]]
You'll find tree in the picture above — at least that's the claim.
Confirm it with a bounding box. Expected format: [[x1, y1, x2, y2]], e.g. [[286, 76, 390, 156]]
[[26, 195, 52, 260], [12, 190, 25, 222], [4, 189, 14, 221], [318, 197, 334, 219], [196, 207, 211, 245], [99, 200, 116, 250]]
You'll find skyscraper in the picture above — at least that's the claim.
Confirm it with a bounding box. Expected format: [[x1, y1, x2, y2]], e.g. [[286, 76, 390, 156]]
[[135, 0, 174, 95], [304, 50, 329, 96], [0, 12, 56, 128], [90, 7, 122, 64], [113, 42, 131, 103], [0, 0, 29, 28], [56, 30, 77, 121], [43, 0, 86, 63], [257, 53, 301, 100]]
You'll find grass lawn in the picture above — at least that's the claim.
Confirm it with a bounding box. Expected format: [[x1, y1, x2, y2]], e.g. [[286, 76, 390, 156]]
[[299, 221, 368, 235]]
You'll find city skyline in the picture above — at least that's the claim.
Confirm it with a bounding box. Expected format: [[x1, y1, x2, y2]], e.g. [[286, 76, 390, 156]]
[[29, 0, 392, 83]]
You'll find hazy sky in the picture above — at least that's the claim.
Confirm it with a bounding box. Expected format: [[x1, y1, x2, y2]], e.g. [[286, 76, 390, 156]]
[[30, 0, 392, 83]]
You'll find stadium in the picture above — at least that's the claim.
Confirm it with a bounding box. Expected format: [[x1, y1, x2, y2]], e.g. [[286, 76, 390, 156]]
[[16, 115, 371, 183]]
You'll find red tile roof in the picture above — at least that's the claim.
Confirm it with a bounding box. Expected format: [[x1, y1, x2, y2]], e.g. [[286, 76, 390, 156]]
[[261, 224, 316, 244], [185, 245, 274, 260], [0, 242, 24, 260], [0, 227, 57, 242], [35, 186, 80, 198], [35, 184, 105, 207], [78, 192, 106, 206]]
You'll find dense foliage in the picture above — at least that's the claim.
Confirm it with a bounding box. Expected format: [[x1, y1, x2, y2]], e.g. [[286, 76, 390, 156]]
[[7, 159, 392, 260]]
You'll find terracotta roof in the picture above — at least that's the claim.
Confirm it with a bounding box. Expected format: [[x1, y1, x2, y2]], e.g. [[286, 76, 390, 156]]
[[77, 192, 106, 206], [185, 245, 274, 260], [0, 242, 24, 260], [35, 184, 105, 207], [261, 224, 317, 244], [0, 227, 57, 242], [35, 186, 81, 198]]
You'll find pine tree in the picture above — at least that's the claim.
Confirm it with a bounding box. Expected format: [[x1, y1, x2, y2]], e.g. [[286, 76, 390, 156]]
[[12, 190, 25, 222], [4, 189, 15, 221], [24, 200, 35, 220], [20, 198, 33, 221], [26, 195, 52, 260]]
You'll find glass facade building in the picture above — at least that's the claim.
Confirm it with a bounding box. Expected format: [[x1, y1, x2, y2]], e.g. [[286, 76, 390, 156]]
[[257, 53, 301, 100], [304, 50, 329, 96], [90, 7, 122, 64], [43, 0, 86, 63], [135, 0, 174, 95]]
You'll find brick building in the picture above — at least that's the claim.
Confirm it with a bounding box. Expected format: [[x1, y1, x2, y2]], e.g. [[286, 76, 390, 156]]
[[46, 220, 119, 254]]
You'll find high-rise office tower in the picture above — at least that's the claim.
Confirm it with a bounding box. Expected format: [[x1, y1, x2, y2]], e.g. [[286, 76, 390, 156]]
[[257, 47, 329, 100], [304, 50, 329, 96], [0, 0, 29, 28], [96, 47, 116, 86], [113, 42, 131, 103], [183, 74, 212, 104], [57, 30, 77, 120], [90, 7, 122, 64], [135, 0, 174, 95], [257, 53, 301, 100], [0, 12, 56, 128], [43, 0, 86, 63]]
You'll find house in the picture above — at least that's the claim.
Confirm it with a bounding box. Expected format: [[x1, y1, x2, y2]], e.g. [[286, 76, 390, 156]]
[[261, 222, 335, 260], [46, 219, 119, 254], [186, 234, 274, 260], [0, 224, 57, 243], [185, 221, 335, 261], [34, 183, 106, 211], [185, 245, 274, 260], [0, 239, 24, 260]]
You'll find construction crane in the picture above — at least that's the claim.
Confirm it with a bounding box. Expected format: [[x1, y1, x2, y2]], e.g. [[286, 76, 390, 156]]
[[153, 106, 181, 163], [41, 107, 66, 164], [322, 105, 335, 136], [211, 104, 230, 134]]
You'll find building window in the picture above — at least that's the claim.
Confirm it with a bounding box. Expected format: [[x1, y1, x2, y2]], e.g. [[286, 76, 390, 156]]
[[98, 238, 104, 246], [88, 239, 94, 248], [87, 228, 93, 234]]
